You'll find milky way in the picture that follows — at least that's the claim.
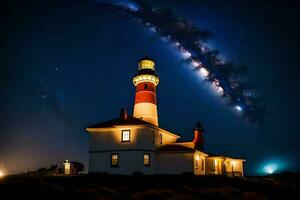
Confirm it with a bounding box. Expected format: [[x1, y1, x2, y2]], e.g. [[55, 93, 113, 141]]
[[88, 0, 266, 126]]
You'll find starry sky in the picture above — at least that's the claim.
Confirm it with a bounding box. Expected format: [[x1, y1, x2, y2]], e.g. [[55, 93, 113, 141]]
[[1, 0, 300, 175]]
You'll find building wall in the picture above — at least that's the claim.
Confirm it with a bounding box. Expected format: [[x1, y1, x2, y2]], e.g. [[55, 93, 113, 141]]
[[89, 151, 155, 175], [205, 157, 244, 176], [156, 152, 194, 174], [88, 125, 179, 174], [88, 126, 244, 176], [155, 130, 178, 148], [89, 126, 157, 152], [205, 158, 223, 175], [194, 152, 206, 175], [89, 126, 178, 152], [133, 102, 158, 126], [224, 159, 244, 177]]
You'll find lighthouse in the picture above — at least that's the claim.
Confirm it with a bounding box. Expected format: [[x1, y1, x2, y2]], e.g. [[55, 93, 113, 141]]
[[132, 57, 160, 126]]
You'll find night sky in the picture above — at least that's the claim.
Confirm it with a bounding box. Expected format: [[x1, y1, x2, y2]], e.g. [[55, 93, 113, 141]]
[[1, 0, 300, 175]]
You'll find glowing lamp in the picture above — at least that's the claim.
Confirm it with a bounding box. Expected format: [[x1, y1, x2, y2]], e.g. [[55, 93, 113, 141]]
[[63, 160, 71, 175], [231, 160, 236, 166], [138, 59, 155, 70], [0, 171, 4, 178], [132, 74, 159, 86], [195, 155, 200, 161]]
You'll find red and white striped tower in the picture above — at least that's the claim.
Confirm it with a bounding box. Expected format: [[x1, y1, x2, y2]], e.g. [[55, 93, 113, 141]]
[[133, 57, 159, 126]]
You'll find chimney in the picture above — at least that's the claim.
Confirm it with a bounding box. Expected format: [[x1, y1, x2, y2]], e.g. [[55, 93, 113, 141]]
[[120, 108, 128, 120], [193, 122, 204, 151]]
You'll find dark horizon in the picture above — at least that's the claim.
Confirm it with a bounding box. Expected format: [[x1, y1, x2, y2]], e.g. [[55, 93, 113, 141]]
[[1, 0, 300, 176]]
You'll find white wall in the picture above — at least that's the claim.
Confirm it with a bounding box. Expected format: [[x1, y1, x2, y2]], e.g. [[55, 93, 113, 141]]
[[194, 152, 206, 175], [156, 130, 178, 148], [88, 125, 184, 174], [89, 126, 157, 152], [89, 151, 156, 175], [224, 159, 244, 176], [205, 158, 244, 176], [156, 152, 194, 174]]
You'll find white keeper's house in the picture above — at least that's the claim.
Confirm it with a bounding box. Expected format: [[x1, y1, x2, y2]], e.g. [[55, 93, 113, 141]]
[[86, 57, 245, 176]]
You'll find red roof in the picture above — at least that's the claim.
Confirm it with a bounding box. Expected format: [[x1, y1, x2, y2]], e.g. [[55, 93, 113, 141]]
[[86, 116, 155, 129]]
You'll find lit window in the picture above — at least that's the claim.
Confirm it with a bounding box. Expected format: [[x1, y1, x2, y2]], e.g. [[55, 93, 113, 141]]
[[202, 159, 205, 171], [111, 154, 119, 167], [144, 154, 150, 166], [159, 134, 162, 144], [122, 130, 130, 142]]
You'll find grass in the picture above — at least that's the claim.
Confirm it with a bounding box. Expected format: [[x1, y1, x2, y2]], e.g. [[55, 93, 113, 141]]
[[0, 172, 299, 199]]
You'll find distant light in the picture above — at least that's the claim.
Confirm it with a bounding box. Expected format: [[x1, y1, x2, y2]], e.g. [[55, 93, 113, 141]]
[[259, 159, 288, 175], [235, 105, 243, 112], [195, 155, 200, 161], [263, 163, 278, 174], [0, 171, 4, 178]]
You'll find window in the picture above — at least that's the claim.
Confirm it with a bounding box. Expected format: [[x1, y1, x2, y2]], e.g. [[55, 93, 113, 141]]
[[202, 159, 205, 171], [144, 83, 148, 89], [111, 154, 119, 167], [152, 131, 155, 143], [122, 130, 130, 142], [159, 134, 162, 144], [144, 154, 150, 166]]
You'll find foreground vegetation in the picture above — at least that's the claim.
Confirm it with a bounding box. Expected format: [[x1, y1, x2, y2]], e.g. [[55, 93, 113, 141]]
[[0, 173, 299, 199]]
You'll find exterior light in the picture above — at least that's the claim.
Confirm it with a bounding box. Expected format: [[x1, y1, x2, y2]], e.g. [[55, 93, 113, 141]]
[[64, 160, 71, 175], [231, 160, 236, 166], [195, 155, 200, 161], [133, 74, 159, 86], [138, 59, 155, 70], [0, 171, 4, 178]]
